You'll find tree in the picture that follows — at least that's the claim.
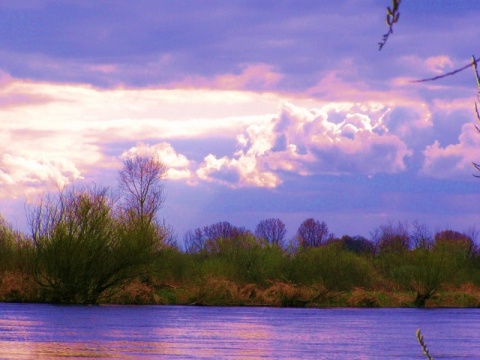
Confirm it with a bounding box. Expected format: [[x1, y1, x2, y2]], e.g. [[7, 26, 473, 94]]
[[434, 230, 475, 259], [296, 218, 331, 248], [410, 221, 433, 250], [28, 185, 165, 304], [373, 221, 410, 254], [183, 221, 249, 254], [339, 235, 375, 255], [118, 155, 166, 226], [184, 227, 206, 253], [255, 218, 287, 246]]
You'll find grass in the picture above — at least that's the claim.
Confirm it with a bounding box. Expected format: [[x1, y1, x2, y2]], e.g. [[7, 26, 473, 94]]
[[4, 271, 480, 308]]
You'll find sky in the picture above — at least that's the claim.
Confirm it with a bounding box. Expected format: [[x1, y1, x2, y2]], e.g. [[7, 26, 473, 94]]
[[0, 0, 480, 243]]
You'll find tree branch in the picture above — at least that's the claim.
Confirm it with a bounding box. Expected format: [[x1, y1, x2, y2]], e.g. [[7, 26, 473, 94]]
[[378, 0, 401, 50], [411, 56, 480, 83]]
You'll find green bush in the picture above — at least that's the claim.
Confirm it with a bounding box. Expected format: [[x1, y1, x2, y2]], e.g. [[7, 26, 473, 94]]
[[29, 186, 165, 304], [288, 244, 376, 291]]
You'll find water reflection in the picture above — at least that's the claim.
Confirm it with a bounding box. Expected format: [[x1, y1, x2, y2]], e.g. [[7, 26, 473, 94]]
[[1, 304, 480, 359]]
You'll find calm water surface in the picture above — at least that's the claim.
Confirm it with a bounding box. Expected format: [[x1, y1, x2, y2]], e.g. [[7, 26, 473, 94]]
[[0, 303, 479, 359]]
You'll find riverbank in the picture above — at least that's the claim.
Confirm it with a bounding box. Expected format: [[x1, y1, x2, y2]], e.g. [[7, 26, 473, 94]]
[[107, 278, 480, 308], [2, 272, 480, 308]]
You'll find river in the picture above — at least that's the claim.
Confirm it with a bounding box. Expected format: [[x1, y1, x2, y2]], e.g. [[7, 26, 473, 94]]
[[0, 303, 479, 359]]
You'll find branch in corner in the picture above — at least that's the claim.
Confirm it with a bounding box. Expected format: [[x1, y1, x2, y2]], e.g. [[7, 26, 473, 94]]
[[378, 0, 401, 50]]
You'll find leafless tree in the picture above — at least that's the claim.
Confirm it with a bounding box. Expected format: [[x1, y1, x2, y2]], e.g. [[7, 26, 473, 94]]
[[373, 221, 410, 254], [410, 220, 433, 250], [184, 228, 206, 253], [255, 218, 287, 246], [296, 218, 331, 248], [118, 155, 166, 226], [184, 221, 248, 253], [202, 221, 242, 241]]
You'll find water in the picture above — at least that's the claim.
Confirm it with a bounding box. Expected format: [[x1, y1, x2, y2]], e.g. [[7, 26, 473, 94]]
[[0, 304, 479, 359]]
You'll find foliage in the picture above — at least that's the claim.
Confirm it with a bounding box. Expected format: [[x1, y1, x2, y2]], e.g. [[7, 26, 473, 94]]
[[288, 243, 376, 291], [372, 221, 410, 255], [27, 185, 165, 304], [3, 204, 480, 307]]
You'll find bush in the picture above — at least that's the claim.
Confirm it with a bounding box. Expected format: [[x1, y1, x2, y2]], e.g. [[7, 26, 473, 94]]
[[288, 244, 377, 291], [28, 186, 165, 304]]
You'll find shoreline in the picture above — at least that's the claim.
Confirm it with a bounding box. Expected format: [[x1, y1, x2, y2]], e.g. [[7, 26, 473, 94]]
[[2, 274, 480, 308]]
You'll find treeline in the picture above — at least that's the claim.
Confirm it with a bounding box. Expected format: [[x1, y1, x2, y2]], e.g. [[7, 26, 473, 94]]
[[1, 156, 480, 307], [2, 212, 480, 307]]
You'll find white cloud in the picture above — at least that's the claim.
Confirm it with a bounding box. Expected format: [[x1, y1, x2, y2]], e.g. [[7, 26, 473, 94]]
[[121, 142, 192, 181], [193, 102, 415, 187], [422, 123, 480, 178], [0, 73, 475, 197], [0, 154, 81, 198], [0, 77, 280, 197]]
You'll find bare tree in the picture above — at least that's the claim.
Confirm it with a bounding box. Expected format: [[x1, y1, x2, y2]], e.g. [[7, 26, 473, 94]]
[[296, 218, 331, 248], [374, 221, 410, 254], [184, 228, 206, 253], [255, 218, 287, 246], [118, 155, 166, 226], [411, 220, 433, 250], [184, 221, 248, 253]]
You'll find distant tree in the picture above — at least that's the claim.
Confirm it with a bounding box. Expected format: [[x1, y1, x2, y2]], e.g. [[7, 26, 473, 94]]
[[410, 220, 433, 250], [373, 221, 410, 254], [296, 218, 331, 248], [255, 218, 287, 246], [203, 221, 243, 241], [184, 221, 249, 254], [434, 230, 475, 259], [339, 235, 375, 255], [184, 228, 206, 253], [118, 155, 166, 226]]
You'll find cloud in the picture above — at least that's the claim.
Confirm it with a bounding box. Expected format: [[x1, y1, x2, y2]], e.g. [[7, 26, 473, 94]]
[[422, 123, 480, 178], [0, 71, 476, 198], [0, 75, 287, 197], [193, 102, 415, 187], [121, 142, 192, 181], [0, 154, 81, 198], [174, 63, 283, 91]]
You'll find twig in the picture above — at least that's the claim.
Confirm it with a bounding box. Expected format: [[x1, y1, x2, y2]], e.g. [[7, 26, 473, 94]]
[[416, 329, 434, 360], [411, 57, 480, 83], [472, 55, 480, 176], [378, 0, 401, 50]]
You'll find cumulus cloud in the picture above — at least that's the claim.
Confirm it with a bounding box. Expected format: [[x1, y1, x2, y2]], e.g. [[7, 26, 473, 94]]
[[422, 123, 480, 178], [0, 76, 281, 198], [121, 142, 192, 181], [0, 154, 81, 198], [194, 102, 415, 187], [0, 72, 476, 197]]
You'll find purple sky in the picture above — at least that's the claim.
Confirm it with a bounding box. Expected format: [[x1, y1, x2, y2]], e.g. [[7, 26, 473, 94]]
[[1, 0, 480, 242]]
